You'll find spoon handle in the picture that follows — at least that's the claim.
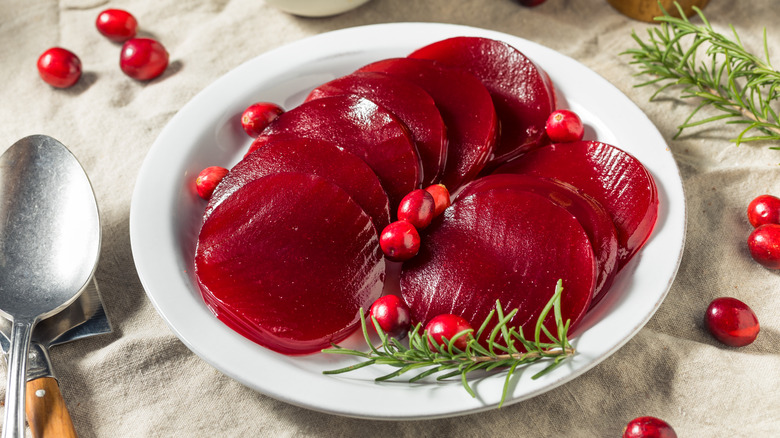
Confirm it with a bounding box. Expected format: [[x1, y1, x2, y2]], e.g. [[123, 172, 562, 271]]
[[2, 320, 34, 438], [25, 377, 77, 438]]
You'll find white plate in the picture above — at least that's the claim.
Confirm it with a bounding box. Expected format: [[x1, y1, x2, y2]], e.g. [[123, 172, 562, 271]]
[[129, 23, 686, 420]]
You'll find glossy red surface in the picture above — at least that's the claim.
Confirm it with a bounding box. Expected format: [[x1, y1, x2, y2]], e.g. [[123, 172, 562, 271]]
[[623, 416, 678, 438], [409, 36, 554, 166], [545, 109, 584, 143], [380, 221, 421, 262], [368, 295, 411, 339], [195, 173, 385, 355], [747, 194, 780, 228], [95, 9, 138, 42], [704, 297, 760, 347], [747, 224, 780, 269], [397, 189, 436, 230], [455, 173, 618, 308], [401, 189, 595, 344], [425, 184, 451, 217], [120, 38, 169, 81], [36, 47, 81, 88], [249, 95, 420, 210], [425, 314, 473, 351], [241, 102, 284, 138], [207, 137, 391, 232], [306, 71, 447, 186], [494, 141, 658, 268], [195, 166, 228, 200], [357, 57, 497, 190]]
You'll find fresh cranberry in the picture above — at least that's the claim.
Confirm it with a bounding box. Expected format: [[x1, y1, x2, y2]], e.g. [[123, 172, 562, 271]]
[[515, 0, 547, 6], [368, 295, 411, 338], [747, 223, 780, 269], [36, 48, 81, 88], [425, 314, 473, 351], [545, 109, 584, 143], [705, 297, 760, 347], [747, 194, 780, 228], [120, 38, 169, 81], [195, 166, 229, 200], [397, 189, 436, 229], [379, 221, 420, 262], [241, 102, 284, 138], [424, 184, 451, 217], [96, 9, 138, 42], [623, 416, 677, 438]]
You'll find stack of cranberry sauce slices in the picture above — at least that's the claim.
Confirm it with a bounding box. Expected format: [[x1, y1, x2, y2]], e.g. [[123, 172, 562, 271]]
[[193, 36, 659, 356]]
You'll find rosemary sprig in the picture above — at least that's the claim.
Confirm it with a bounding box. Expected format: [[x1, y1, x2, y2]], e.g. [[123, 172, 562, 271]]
[[622, 2, 780, 148], [322, 280, 575, 407]]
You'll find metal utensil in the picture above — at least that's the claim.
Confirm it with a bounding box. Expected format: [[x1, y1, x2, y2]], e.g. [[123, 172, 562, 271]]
[[0, 277, 111, 438], [0, 135, 100, 438]]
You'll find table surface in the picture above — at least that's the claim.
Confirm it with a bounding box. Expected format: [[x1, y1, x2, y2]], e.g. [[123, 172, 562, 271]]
[[1, 0, 779, 436]]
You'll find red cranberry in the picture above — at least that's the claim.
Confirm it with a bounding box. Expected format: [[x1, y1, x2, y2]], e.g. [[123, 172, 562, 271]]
[[747, 223, 780, 269], [545, 109, 584, 143], [397, 189, 436, 229], [96, 9, 138, 42], [425, 314, 473, 351], [241, 102, 284, 138], [747, 194, 780, 228], [424, 184, 451, 217], [36, 48, 81, 88], [623, 416, 677, 438], [368, 295, 411, 339], [120, 38, 169, 81], [195, 166, 229, 200], [705, 297, 760, 347], [515, 0, 547, 6], [379, 221, 420, 262]]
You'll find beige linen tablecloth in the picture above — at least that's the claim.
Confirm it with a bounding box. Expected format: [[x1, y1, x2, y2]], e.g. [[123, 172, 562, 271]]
[[1, 0, 779, 436]]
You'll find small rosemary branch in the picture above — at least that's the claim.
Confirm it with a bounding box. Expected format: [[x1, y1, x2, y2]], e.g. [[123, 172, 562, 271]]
[[323, 280, 575, 407], [622, 2, 780, 148]]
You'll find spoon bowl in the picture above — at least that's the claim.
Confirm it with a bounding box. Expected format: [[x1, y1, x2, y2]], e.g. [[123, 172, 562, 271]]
[[0, 135, 100, 437]]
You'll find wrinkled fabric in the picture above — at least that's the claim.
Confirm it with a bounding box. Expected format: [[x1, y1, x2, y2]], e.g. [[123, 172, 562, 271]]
[[1, 0, 779, 436]]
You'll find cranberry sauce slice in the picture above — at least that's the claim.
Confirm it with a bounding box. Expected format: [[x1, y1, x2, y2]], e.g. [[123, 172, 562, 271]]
[[356, 57, 497, 191], [400, 189, 595, 344], [409, 37, 554, 167], [206, 137, 391, 232], [455, 174, 618, 308], [249, 94, 420, 210], [305, 72, 447, 186], [195, 173, 385, 355], [494, 140, 659, 268]]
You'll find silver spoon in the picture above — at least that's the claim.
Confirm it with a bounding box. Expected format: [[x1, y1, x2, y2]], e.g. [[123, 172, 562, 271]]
[[0, 135, 100, 438]]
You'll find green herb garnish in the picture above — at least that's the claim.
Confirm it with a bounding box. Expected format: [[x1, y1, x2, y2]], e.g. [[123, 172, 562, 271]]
[[323, 280, 574, 407], [622, 2, 780, 147]]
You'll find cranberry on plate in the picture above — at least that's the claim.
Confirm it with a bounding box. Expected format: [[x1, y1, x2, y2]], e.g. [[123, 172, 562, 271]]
[[380, 221, 420, 262], [397, 189, 436, 229], [545, 109, 584, 143], [195, 166, 229, 200], [368, 295, 411, 339], [37, 48, 81, 88], [120, 38, 169, 81], [96, 9, 138, 42], [424, 184, 451, 217], [425, 314, 473, 351], [241, 102, 284, 138]]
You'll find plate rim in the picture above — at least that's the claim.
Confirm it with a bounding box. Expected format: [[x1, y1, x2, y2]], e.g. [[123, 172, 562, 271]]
[[129, 22, 687, 420]]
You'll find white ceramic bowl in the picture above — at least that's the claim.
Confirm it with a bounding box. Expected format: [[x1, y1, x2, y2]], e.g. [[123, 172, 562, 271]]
[[265, 0, 371, 17]]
